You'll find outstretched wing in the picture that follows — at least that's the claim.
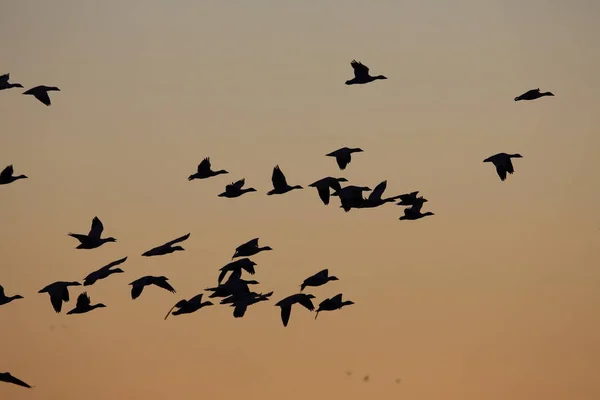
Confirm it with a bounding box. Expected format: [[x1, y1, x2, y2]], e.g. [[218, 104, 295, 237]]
[[330, 293, 343, 303], [164, 233, 191, 247], [350, 60, 370, 79], [76, 292, 91, 308], [188, 293, 204, 304], [0, 165, 13, 178], [2, 373, 33, 388], [154, 279, 176, 294], [297, 295, 315, 311], [316, 184, 331, 205], [280, 304, 292, 327], [233, 303, 248, 318], [495, 165, 507, 181], [237, 238, 258, 251], [198, 157, 211, 173], [88, 217, 104, 239], [0, 73, 8, 83], [336, 154, 350, 170], [227, 178, 245, 191], [100, 256, 128, 271], [368, 180, 387, 201], [271, 165, 288, 189], [0, 285, 4, 297]]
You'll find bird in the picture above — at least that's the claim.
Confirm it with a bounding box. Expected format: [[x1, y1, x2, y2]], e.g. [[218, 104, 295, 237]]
[[483, 153, 523, 181], [66, 292, 106, 315], [230, 291, 273, 318], [399, 201, 434, 221], [0, 165, 27, 185], [68, 216, 116, 249], [0, 372, 33, 388], [38, 281, 82, 313], [217, 258, 257, 285], [164, 293, 213, 320], [395, 191, 427, 207], [345, 60, 387, 85], [142, 233, 190, 257], [205, 275, 259, 299], [315, 293, 355, 319], [275, 293, 316, 327], [22, 85, 60, 106], [232, 238, 273, 259], [332, 185, 372, 212], [0, 285, 23, 306], [129, 276, 176, 300], [308, 177, 348, 205], [514, 88, 554, 101], [357, 180, 403, 208], [0, 73, 23, 90], [326, 147, 364, 170], [267, 165, 303, 195], [188, 157, 228, 181], [300, 269, 339, 291], [83, 256, 128, 286], [218, 178, 257, 198]]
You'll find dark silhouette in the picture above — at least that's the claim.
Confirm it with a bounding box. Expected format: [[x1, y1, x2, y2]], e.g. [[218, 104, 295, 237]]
[[0, 285, 23, 306], [332, 185, 372, 212], [0, 165, 27, 185], [142, 233, 190, 257], [483, 152, 523, 181], [66, 292, 106, 315], [514, 88, 554, 101], [232, 238, 273, 259], [345, 60, 387, 85], [315, 293, 354, 319], [300, 269, 339, 291], [38, 281, 82, 313], [164, 293, 213, 320], [0, 372, 33, 388], [129, 276, 176, 300], [229, 291, 273, 318], [356, 180, 403, 208], [308, 177, 348, 205], [399, 201, 434, 221], [217, 258, 257, 284], [23, 85, 60, 106], [83, 257, 128, 286], [267, 165, 303, 195], [326, 147, 363, 170], [205, 275, 259, 299], [188, 157, 228, 181], [218, 178, 257, 198], [68, 216, 116, 249], [396, 191, 427, 207], [0, 73, 23, 90], [275, 293, 316, 327]]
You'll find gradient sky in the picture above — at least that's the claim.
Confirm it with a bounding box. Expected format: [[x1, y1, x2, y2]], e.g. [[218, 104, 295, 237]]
[[1, 1, 599, 399]]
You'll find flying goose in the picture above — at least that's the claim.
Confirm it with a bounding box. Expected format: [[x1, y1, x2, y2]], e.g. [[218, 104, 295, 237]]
[[83, 256, 127, 286], [332, 185, 372, 212], [514, 88, 554, 101], [38, 281, 82, 313], [0, 73, 23, 90], [267, 165, 303, 195], [357, 180, 403, 208], [230, 291, 273, 318], [66, 292, 106, 315], [164, 293, 213, 320], [142, 233, 190, 257], [308, 177, 348, 205], [315, 293, 354, 319], [205, 275, 259, 299], [129, 276, 176, 300], [23, 85, 60, 106], [326, 147, 363, 170], [483, 153, 523, 181], [68, 217, 116, 249], [0, 165, 27, 185], [300, 269, 339, 291], [345, 60, 387, 85], [0, 285, 23, 306], [0, 372, 33, 388], [232, 238, 273, 259], [399, 201, 434, 221], [275, 293, 316, 327], [218, 178, 257, 198], [217, 258, 257, 285], [395, 191, 427, 207], [188, 157, 228, 181]]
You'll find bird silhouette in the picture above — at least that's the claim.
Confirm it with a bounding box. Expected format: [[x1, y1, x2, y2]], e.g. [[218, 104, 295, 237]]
[[345, 60, 387, 85], [275, 293, 316, 327], [217, 258, 257, 284], [142, 233, 190, 257], [188, 158, 228, 180], [38, 281, 82, 313], [300, 269, 339, 291], [232, 238, 273, 259], [68, 217, 116, 249], [399, 201, 434, 221], [315, 293, 354, 319], [218, 178, 257, 198], [514, 88, 554, 101], [129, 276, 176, 300], [164, 293, 213, 320], [66, 292, 106, 315], [0, 165, 27, 185], [267, 165, 303, 195], [0, 73, 23, 90], [0, 285, 23, 307], [326, 147, 364, 170], [22, 85, 60, 106], [483, 153, 523, 181], [308, 177, 348, 205], [83, 257, 127, 286]]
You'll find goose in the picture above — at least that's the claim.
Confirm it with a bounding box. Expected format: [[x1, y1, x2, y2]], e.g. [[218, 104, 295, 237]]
[[345, 60, 387, 85], [275, 293, 316, 327], [315, 293, 354, 319], [164, 293, 213, 320], [514, 88, 554, 101], [0, 165, 27, 185], [483, 153, 523, 181], [0, 372, 33, 388], [68, 216, 116, 249], [300, 269, 339, 291], [395, 191, 427, 206], [332, 185, 372, 212], [357, 180, 403, 208], [188, 157, 228, 181], [0, 285, 23, 306], [326, 147, 363, 170], [267, 165, 303, 195], [230, 291, 273, 318], [232, 238, 273, 259], [38, 281, 82, 313], [0, 74, 23, 90], [205, 275, 259, 299], [142, 233, 190, 257], [399, 202, 434, 221], [129, 276, 176, 300], [217, 258, 257, 285], [309, 177, 348, 205], [218, 178, 257, 198], [66, 292, 106, 315], [23, 85, 60, 106], [83, 256, 127, 286]]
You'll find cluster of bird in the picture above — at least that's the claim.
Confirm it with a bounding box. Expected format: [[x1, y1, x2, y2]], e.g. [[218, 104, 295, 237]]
[[0, 60, 554, 390]]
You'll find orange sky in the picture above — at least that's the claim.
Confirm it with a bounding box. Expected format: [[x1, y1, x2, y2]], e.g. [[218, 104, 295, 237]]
[[1, 1, 599, 399]]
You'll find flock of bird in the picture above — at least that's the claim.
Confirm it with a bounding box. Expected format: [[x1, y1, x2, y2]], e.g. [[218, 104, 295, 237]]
[[0, 61, 554, 389]]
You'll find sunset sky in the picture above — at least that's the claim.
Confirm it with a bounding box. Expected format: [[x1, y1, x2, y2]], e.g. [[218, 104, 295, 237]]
[[1, 1, 599, 399]]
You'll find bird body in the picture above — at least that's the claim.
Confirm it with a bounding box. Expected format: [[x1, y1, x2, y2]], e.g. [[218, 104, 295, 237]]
[[38, 281, 82, 313], [300, 269, 339, 291], [326, 147, 363, 170], [142, 233, 190, 257], [514, 88, 554, 101], [23, 85, 60, 106], [345, 60, 387, 85], [66, 292, 106, 315], [230, 291, 273, 318], [83, 257, 127, 286], [275, 293, 316, 327], [188, 157, 228, 180], [205, 275, 259, 298], [218, 178, 257, 198], [129, 276, 176, 300], [0, 165, 27, 185], [483, 152, 523, 181], [232, 238, 273, 259], [315, 293, 354, 319], [68, 217, 116, 249], [356, 180, 402, 208]]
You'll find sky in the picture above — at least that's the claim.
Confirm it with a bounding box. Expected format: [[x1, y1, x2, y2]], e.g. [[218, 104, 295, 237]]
[[1, 0, 599, 399]]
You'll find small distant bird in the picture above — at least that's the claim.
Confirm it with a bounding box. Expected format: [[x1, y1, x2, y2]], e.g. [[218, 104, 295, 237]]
[[68, 216, 116, 249], [0, 285, 23, 306], [232, 238, 273, 259], [0, 165, 27, 185], [218, 258, 257, 285], [315, 293, 354, 319], [83, 256, 127, 286], [300, 269, 339, 291], [275, 293, 316, 327], [164, 293, 213, 320], [0, 73, 23, 90], [218, 178, 257, 198], [514, 88, 554, 101], [23, 85, 60, 106], [399, 201, 434, 221], [332, 185, 372, 212], [267, 165, 303, 195], [363, 375, 370, 383], [129, 276, 176, 300], [188, 157, 228, 181], [142, 233, 190, 257], [0, 372, 33, 388], [395, 191, 427, 207], [66, 292, 106, 315], [229, 291, 273, 318], [326, 147, 364, 170], [483, 152, 523, 181], [38, 281, 82, 313], [357, 180, 403, 208], [309, 177, 348, 205], [345, 60, 387, 85]]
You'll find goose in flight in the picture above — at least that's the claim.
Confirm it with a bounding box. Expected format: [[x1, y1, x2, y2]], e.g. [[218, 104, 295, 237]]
[[395, 191, 427, 207], [514, 88, 554, 101], [142, 233, 190, 257], [230, 291, 273, 318], [357, 180, 403, 208], [23, 85, 60, 106], [188, 157, 228, 181], [68, 217, 116, 249], [300, 269, 339, 291], [332, 185, 372, 212], [326, 147, 363, 170], [66, 292, 106, 315], [129, 276, 176, 300], [267, 165, 303, 195], [483, 153, 522, 181], [83, 256, 127, 286], [399, 201, 434, 221], [315, 293, 354, 319], [0, 165, 27, 185], [275, 293, 316, 327], [205, 275, 259, 299], [217, 258, 257, 285], [232, 238, 273, 259], [0, 73, 23, 90], [164, 293, 213, 320], [309, 177, 348, 205], [218, 178, 257, 198], [0, 285, 23, 306], [0, 372, 33, 388], [345, 60, 387, 85], [38, 281, 82, 313]]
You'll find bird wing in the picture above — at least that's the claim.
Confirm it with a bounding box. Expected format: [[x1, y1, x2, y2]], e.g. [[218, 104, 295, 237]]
[[49, 293, 63, 313], [369, 180, 387, 201], [2, 373, 32, 388], [100, 256, 128, 271], [233, 303, 248, 318], [297, 295, 315, 311], [351, 60, 370, 79], [331, 293, 343, 303], [316, 184, 331, 205], [280, 304, 292, 327], [131, 284, 144, 300], [188, 293, 204, 304], [0, 74, 8, 83], [76, 292, 91, 308], [88, 217, 104, 239], [409, 201, 424, 213], [336, 154, 350, 170], [154, 279, 176, 294], [271, 165, 288, 189], [0, 165, 13, 178], [495, 165, 507, 181], [198, 157, 211, 173], [236, 238, 258, 252], [229, 178, 245, 190], [34, 91, 52, 106], [164, 233, 191, 247], [505, 159, 515, 174], [0, 285, 4, 297]]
